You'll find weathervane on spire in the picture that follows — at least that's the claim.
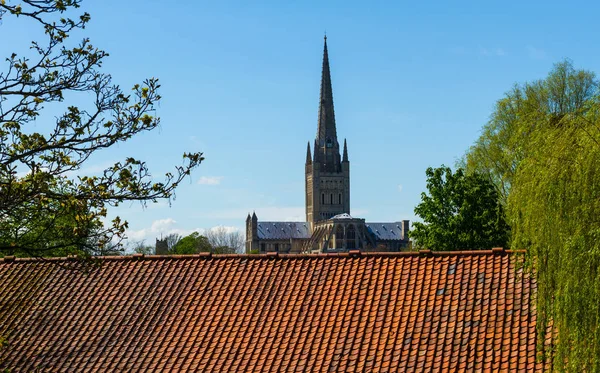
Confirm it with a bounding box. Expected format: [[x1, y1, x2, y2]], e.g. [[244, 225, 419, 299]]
[[324, 31, 327, 41]]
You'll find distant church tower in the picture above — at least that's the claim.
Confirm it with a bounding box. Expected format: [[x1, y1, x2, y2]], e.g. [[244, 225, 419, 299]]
[[305, 36, 350, 230]]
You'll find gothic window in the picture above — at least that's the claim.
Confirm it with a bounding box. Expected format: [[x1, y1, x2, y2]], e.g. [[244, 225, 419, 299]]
[[274, 243, 279, 252], [339, 193, 342, 204], [326, 138, 333, 148], [261, 243, 265, 252], [335, 225, 344, 249], [330, 194, 333, 204], [347, 225, 356, 249], [322, 193, 325, 205], [347, 225, 356, 239]]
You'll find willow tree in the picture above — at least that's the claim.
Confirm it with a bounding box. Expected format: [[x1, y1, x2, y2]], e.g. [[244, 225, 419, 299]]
[[467, 60, 600, 370], [465, 60, 597, 204], [510, 99, 600, 371], [0, 1, 203, 256]]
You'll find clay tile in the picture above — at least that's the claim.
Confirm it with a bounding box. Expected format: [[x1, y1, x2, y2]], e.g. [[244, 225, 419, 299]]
[[197, 252, 212, 258], [132, 253, 144, 260], [2, 255, 15, 262], [419, 249, 432, 256], [266, 252, 279, 258]]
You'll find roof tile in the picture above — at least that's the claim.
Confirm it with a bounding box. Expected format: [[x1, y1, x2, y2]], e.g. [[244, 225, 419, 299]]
[[0, 251, 543, 372]]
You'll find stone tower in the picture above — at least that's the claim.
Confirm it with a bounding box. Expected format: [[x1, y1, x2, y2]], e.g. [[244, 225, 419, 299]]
[[305, 36, 350, 230]]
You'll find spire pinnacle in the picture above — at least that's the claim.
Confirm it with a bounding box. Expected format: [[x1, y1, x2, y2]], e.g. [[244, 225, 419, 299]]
[[316, 35, 337, 144], [343, 138, 348, 162], [306, 141, 312, 164]]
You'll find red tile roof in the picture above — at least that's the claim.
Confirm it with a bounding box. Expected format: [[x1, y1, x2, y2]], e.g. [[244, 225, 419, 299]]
[[0, 250, 542, 372]]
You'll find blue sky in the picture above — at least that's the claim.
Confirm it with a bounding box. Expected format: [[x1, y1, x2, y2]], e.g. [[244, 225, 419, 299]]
[[4, 0, 600, 246]]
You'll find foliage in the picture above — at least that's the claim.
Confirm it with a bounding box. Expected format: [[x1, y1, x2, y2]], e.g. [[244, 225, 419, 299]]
[[130, 240, 153, 255], [160, 229, 243, 255], [465, 60, 597, 204], [509, 94, 600, 371], [0, 1, 203, 257], [164, 233, 182, 251], [171, 232, 212, 255], [465, 59, 600, 370], [206, 226, 244, 254], [411, 166, 509, 251]]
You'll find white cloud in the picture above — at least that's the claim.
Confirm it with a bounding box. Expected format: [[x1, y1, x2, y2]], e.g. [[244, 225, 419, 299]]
[[125, 229, 150, 242], [125, 217, 205, 243], [527, 46, 546, 60], [207, 225, 241, 234], [198, 176, 223, 185], [150, 218, 177, 232], [397, 184, 403, 193]]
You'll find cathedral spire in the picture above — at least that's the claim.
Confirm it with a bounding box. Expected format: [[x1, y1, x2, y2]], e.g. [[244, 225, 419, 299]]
[[316, 35, 337, 144], [343, 138, 348, 162], [306, 141, 312, 164]]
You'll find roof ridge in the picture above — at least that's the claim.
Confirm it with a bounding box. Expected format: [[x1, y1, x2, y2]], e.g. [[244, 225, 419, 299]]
[[0, 249, 526, 263]]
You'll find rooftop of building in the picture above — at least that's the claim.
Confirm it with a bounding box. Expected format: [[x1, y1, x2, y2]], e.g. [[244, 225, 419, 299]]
[[0, 249, 543, 372], [254, 220, 409, 241]]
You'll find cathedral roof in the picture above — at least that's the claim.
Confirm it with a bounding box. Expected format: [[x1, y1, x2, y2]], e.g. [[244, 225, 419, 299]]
[[366, 222, 406, 240], [256, 221, 311, 240], [0, 250, 543, 371]]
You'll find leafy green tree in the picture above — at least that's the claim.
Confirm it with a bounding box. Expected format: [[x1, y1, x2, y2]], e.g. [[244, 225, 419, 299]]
[[465, 60, 597, 204], [465, 58, 600, 370], [411, 166, 509, 251], [171, 232, 212, 255], [509, 93, 600, 372], [0, 1, 202, 256]]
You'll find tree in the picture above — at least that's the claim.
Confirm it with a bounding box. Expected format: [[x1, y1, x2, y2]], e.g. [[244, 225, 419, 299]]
[[206, 226, 244, 254], [0, 1, 203, 257], [163, 233, 182, 251], [465, 60, 597, 204], [465, 59, 600, 370], [411, 166, 509, 251], [171, 232, 212, 255], [508, 88, 600, 372], [130, 240, 153, 255]]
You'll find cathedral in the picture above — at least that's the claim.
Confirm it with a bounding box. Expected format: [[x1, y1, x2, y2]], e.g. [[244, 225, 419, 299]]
[[246, 37, 410, 253]]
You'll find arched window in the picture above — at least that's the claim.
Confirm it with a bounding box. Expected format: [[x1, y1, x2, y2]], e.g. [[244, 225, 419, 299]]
[[347, 225, 356, 249], [339, 193, 342, 204], [322, 193, 325, 204], [335, 225, 344, 249], [330, 194, 333, 204]]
